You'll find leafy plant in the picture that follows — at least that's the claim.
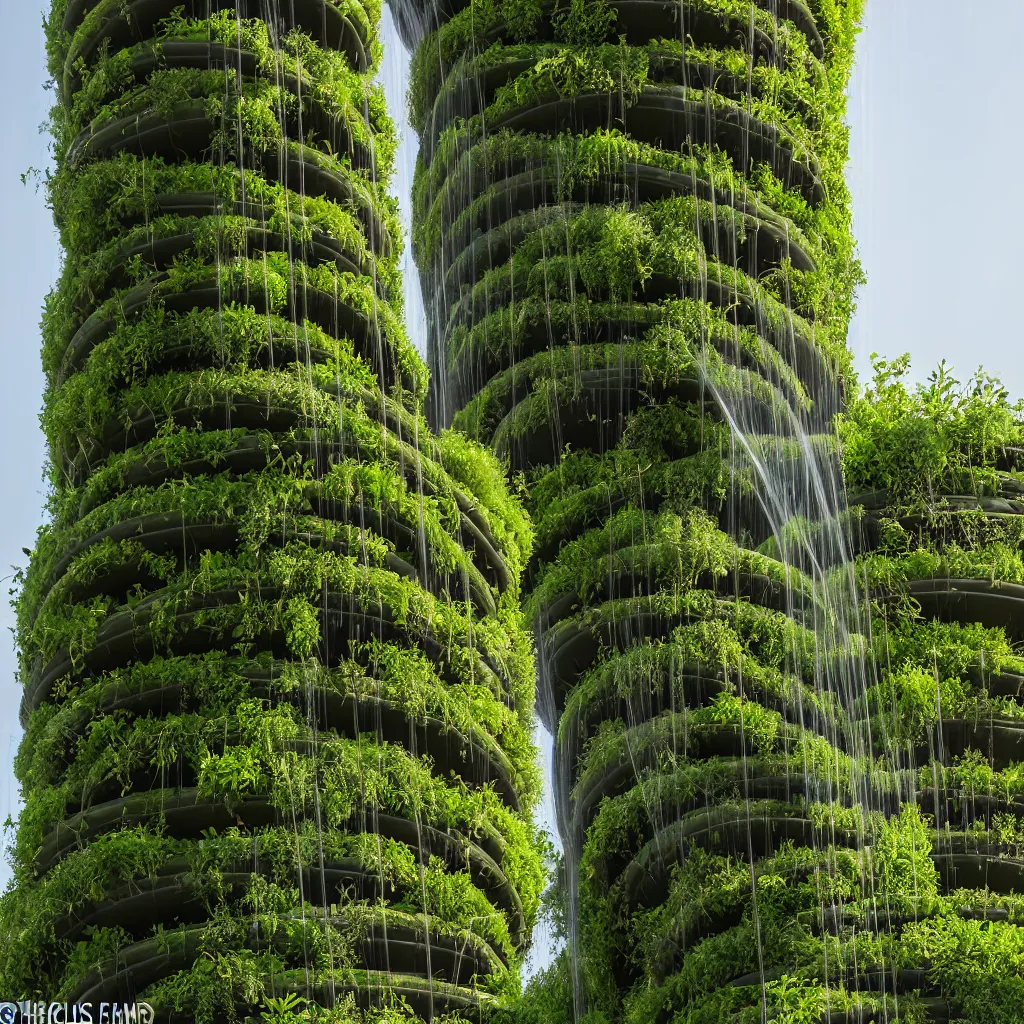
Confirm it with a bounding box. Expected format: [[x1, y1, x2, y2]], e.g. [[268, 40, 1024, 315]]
[[841, 354, 1023, 506]]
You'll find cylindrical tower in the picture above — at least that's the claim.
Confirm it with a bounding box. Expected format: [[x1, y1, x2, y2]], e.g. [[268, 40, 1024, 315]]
[[391, 0, 877, 1020], [842, 360, 1024, 1024], [0, 3, 542, 1019]]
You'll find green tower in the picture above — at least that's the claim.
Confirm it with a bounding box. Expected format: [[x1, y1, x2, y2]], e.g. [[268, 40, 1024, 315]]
[[840, 358, 1024, 1022], [0, 2, 542, 1019], [391, 0, 872, 1020]]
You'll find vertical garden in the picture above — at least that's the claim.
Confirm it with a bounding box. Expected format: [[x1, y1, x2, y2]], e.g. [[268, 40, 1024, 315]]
[[391, 0, 1024, 1021], [4, 1, 1024, 1022], [0, 0, 543, 1019]]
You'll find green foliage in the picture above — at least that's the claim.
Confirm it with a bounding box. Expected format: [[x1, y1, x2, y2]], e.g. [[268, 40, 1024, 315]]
[[499, 0, 545, 41], [841, 354, 1023, 506], [870, 804, 940, 913], [527, 505, 811, 626], [551, 0, 618, 45], [836, 355, 1024, 1022], [495, 952, 577, 1024], [48, 150, 401, 276]]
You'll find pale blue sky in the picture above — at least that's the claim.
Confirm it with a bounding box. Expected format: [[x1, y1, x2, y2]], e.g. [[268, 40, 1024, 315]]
[[1, 0, 1021, 910], [0, 5, 56, 883], [846, 0, 1024, 395]]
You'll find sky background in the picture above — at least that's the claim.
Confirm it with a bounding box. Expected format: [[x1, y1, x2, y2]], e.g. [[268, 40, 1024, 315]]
[[0, 0, 1021, 939]]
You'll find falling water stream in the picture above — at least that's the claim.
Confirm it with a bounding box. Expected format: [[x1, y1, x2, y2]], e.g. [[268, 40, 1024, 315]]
[[700, 341, 877, 792], [697, 332, 884, 1004]]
